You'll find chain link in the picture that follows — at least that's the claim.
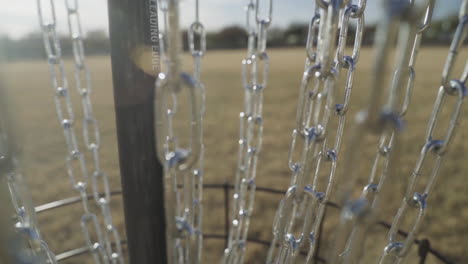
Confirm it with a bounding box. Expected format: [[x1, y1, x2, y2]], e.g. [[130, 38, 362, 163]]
[[63, 1, 124, 262], [30, 0, 467, 263], [37, 0, 120, 262], [223, 1, 271, 263], [378, 1, 467, 263], [5, 169, 57, 264], [326, 0, 440, 263], [266, 1, 366, 263], [155, 0, 205, 263], [0, 92, 56, 263], [188, 0, 205, 262]]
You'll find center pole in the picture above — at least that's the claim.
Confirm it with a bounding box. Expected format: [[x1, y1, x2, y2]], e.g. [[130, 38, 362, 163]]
[[107, 0, 167, 263]]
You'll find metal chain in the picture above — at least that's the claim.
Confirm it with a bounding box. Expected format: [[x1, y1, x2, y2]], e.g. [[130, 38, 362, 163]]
[[379, 0, 467, 263], [64, 1, 123, 263], [0, 182, 47, 264], [30, 1, 466, 264], [0, 107, 56, 264], [188, 0, 206, 262], [266, 1, 367, 263], [6, 170, 57, 264], [326, 1, 435, 263], [338, 1, 435, 262], [155, 0, 205, 263], [37, 0, 110, 263], [223, 1, 272, 263]]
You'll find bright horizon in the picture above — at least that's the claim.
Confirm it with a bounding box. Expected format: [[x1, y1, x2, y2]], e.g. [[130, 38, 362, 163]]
[[0, 0, 463, 40]]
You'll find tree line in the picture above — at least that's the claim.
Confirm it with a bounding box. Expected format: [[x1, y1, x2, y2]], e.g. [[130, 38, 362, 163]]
[[0, 16, 462, 62]]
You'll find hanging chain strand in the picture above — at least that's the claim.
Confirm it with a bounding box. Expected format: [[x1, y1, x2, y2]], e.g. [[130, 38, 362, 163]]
[[155, 0, 205, 263], [37, 0, 110, 263], [188, 0, 206, 262], [326, 1, 434, 263], [337, 1, 435, 262], [0, 101, 57, 263], [378, 0, 467, 263], [5, 169, 57, 264], [305, 1, 366, 263], [266, 0, 367, 263], [223, 1, 272, 263], [31, 0, 466, 263], [64, 1, 124, 263]]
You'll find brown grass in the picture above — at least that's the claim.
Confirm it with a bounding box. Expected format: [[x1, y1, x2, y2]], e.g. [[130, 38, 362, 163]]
[[2, 46, 467, 264]]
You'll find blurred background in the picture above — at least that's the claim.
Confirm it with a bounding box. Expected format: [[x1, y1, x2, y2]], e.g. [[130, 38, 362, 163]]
[[0, 0, 467, 263]]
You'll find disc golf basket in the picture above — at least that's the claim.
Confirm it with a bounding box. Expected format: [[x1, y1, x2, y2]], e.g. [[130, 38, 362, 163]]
[[0, 0, 467, 263]]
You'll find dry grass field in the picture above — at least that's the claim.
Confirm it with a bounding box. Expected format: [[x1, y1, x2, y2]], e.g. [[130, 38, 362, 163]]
[[2, 46, 467, 264]]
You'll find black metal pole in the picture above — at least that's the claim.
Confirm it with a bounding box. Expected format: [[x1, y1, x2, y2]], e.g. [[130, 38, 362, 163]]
[[418, 239, 430, 264], [107, 0, 167, 263]]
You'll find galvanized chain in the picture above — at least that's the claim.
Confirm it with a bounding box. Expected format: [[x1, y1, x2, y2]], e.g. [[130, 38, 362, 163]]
[[37, 0, 110, 263], [155, 0, 205, 263], [1, 186, 56, 264], [336, 1, 435, 262], [0, 106, 56, 264], [378, 0, 467, 263], [188, 0, 206, 262], [223, 1, 272, 263], [266, 1, 367, 263], [5, 170, 57, 264], [326, 1, 435, 263], [67, 0, 121, 261], [64, 1, 124, 263], [0, 177, 37, 264], [29, 1, 466, 264]]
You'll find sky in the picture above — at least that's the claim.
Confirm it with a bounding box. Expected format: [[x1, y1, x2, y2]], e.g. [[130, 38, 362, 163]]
[[0, 0, 463, 39]]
